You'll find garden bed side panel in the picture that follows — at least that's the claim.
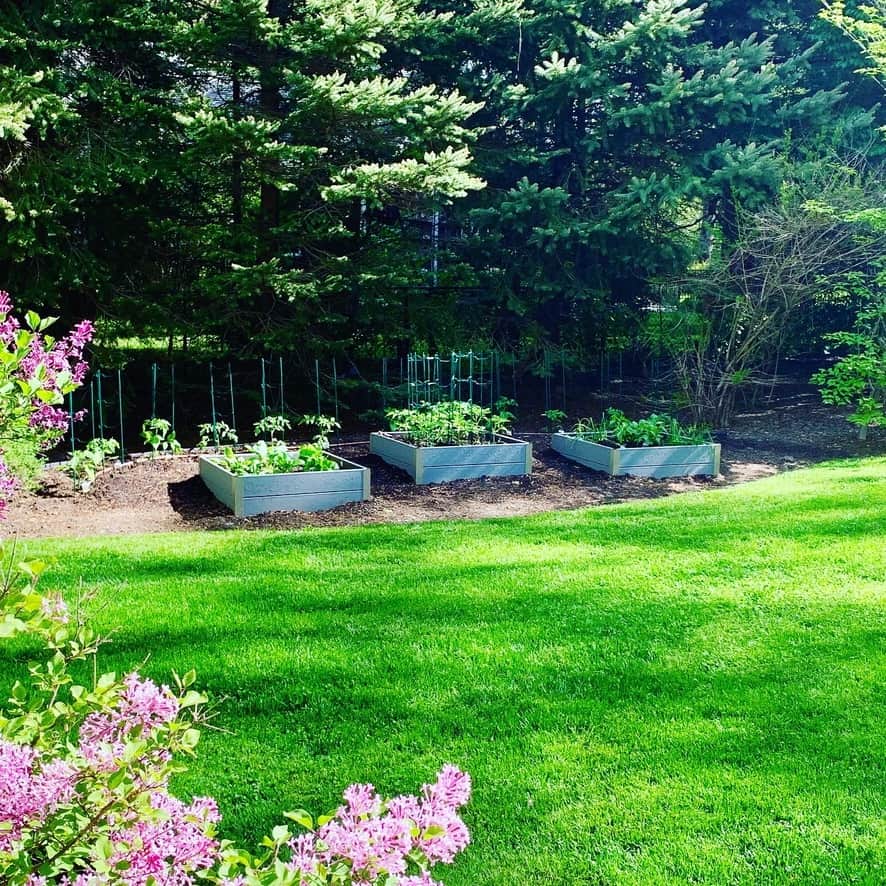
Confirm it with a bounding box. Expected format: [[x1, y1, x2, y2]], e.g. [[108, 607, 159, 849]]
[[370, 433, 532, 484], [551, 434, 721, 478], [199, 455, 370, 517], [550, 433, 616, 473]]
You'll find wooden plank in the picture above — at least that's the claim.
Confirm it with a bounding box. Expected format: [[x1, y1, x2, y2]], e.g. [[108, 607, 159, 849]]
[[235, 488, 367, 517], [420, 441, 527, 467], [239, 468, 364, 497], [198, 457, 236, 509], [422, 462, 531, 484], [369, 433, 418, 479], [550, 434, 614, 472], [618, 444, 717, 468]]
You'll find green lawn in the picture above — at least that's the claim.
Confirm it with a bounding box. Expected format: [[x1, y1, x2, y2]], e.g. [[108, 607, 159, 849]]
[[5, 459, 886, 884]]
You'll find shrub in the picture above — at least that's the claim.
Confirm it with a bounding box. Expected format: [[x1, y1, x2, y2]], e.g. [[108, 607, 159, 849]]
[[812, 296, 886, 439], [0, 292, 93, 512]]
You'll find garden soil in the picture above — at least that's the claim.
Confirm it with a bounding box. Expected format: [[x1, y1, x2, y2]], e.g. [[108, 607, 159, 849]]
[[7, 393, 882, 539]]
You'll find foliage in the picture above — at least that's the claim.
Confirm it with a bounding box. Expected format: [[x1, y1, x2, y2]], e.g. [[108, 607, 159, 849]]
[[571, 408, 711, 448], [197, 421, 238, 450], [218, 441, 338, 476], [140, 418, 182, 457], [13, 458, 886, 883], [254, 415, 292, 443], [0, 292, 92, 513], [297, 415, 341, 451], [541, 409, 567, 432], [1, 0, 488, 353], [63, 438, 120, 492], [386, 401, 513, 446], [4, 2, 881, 358], [813, 294, 886, 438], [656, 164, 886, 425], [820, 0, 886, 89], [0, 552, 471, 885]]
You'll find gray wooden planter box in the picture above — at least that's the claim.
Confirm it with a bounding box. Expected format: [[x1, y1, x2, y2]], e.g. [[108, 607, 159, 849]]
[[370, 432, 532, 484], [551, 433, 721, 478], [199, 453, 370, 516]]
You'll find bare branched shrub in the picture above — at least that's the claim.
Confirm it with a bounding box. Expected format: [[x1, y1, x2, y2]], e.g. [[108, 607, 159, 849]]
[[664, 163, 886, 426]]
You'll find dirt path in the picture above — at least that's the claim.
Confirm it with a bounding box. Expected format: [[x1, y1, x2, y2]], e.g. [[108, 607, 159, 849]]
[[7, 395, 882, 539]]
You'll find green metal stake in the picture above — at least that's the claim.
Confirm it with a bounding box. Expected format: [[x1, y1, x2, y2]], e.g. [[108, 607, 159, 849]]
[[151, 362, 158, 419], [68, 392, 76, 456], [228, 363, 236, 436], [89, 378, 96, 440], [469, 350, 474, 404], [117, 368, 125, 462], [332, 357, 340, 427], [561, 347, 567, 413], [314, 359, 321, 416], [260, 358, 268, 418], [170, 364, 176, 432], [278, 356, 285, 415], [97, 370, 105, 441], [209, 362, 219, 448]]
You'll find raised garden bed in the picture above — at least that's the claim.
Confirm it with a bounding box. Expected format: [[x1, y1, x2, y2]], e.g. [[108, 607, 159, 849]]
[[199, 452, 370, 516], [370, 432, 532, 484], [551, 433, 721, 478]]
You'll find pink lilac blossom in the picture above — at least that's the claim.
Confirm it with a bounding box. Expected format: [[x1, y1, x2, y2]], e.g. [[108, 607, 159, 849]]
[[9, 296, 93, 437], [286, 766, 471, 884], [102, 792, 220, 886], [0, 739, 77, 851], [79, 673, 180, 771], [40, 592, 70, 624]]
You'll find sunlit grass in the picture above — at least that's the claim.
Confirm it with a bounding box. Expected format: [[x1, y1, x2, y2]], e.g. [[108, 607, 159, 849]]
[[6, 458, 886, 884]]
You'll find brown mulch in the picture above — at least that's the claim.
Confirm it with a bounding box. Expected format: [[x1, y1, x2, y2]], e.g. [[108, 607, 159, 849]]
[[6, 393, 883, 539]]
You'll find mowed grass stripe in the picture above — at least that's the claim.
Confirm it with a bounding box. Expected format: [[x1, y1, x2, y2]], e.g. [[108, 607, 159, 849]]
[[4, 458, 884, 884]]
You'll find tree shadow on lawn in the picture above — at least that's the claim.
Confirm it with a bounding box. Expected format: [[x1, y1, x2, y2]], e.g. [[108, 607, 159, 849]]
[[158, 593, 884, 878]]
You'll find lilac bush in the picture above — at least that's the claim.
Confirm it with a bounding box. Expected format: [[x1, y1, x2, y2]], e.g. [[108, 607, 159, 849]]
[[0, 292, 93, 509]]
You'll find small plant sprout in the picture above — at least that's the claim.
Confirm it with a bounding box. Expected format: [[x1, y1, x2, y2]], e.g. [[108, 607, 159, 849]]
[[298, 413, 340, 450], [63, 437, 120, 491], [253, 414, 292, 442], [197, 420, 238, 449], [141, 417, 183, 456]]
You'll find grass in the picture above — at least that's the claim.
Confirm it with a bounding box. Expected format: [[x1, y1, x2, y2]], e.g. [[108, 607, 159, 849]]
[[5, 458, 886, 884]]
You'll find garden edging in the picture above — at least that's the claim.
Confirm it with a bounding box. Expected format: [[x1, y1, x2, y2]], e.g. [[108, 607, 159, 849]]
[[551, 433, 721, 478], [369, 432, 532, 484]]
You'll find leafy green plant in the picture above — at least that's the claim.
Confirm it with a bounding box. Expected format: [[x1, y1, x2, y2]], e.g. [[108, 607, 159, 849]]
[[141, 417, 182, 456], [218, 440, 338, 476], [298, 414, 341, 450], [63, 437, 120, 491], [386, 400, 515, 446], [571, 408, 712, 448], [812, 297, 886, 439], [197, 420, 238, 449], [253, 414, 292, 442], [542, 409, 567, 431]]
